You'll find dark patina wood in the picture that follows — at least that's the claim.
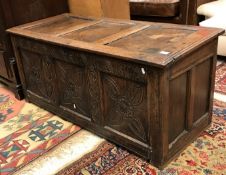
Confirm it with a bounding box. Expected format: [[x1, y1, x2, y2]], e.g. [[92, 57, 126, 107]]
[[0, 0, 68, 99], [8, 14, 224, 168]]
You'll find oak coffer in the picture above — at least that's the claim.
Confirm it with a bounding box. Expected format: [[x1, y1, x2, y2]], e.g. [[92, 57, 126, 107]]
[[7, 13, 224, 168]]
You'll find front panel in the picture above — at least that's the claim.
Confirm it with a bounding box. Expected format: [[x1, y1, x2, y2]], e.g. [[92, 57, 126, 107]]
[[14, 37, 152, 160], [56, 61, 91, 118], [20, 49, 58, 104]]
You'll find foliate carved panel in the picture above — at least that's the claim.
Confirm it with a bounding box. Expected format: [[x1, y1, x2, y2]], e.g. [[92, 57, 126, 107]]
[[102, 74, 148, 143], [56, 61, 90, 118], [20, 49, 58, 103]]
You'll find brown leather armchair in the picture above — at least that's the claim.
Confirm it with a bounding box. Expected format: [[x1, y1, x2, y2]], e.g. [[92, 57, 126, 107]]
[[130, 0, 215, 25]]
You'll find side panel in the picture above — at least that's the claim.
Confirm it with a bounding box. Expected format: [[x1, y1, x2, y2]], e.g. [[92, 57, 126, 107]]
[[166, 40, 217, 162], [193, 59, 211, 123], [169, 73, 187, 143], [20, 49, 58, 104]]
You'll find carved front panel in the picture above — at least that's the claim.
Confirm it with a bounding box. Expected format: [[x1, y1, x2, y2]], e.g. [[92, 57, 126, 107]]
[[102, 74, 148, 143], [56, 60, 90, 118], [20, 49, 58, 103]]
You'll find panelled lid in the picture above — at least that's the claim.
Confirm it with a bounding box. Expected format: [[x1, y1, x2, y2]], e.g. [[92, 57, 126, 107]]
[[7, 13, 224, 68]]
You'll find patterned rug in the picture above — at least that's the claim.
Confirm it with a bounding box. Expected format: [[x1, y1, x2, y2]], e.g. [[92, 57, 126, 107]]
[[57, 99, 226, 175], [215, 62, 226, 95], [0, 87, 81, 175]]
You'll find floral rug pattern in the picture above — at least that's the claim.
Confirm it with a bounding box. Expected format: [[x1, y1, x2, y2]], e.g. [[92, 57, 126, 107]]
[[0, 88, 81, 175]]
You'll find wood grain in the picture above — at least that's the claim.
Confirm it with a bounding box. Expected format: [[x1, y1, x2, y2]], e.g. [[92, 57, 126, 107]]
[[0, 0, 68, 99]]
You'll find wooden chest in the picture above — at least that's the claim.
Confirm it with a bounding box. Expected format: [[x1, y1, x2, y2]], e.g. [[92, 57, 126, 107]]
[[8, 14, 223, 168]]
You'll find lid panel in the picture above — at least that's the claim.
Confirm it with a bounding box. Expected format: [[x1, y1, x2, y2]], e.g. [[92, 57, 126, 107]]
[[108, 26, 196, 55], [27, 16, 92, 35], [62, 21, 136, 42]]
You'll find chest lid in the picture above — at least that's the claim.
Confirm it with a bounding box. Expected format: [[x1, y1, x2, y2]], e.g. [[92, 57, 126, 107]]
[[7, 13, 224, 67]]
